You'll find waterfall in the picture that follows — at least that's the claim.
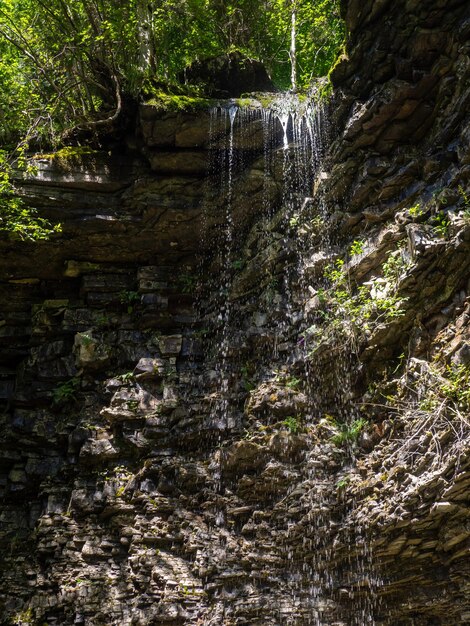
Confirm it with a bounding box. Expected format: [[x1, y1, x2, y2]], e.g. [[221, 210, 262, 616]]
[[205, 90, 390, 624], [191, 89, 385, 624], [203, 94, 328, 426], [216, 105, 237, 431]]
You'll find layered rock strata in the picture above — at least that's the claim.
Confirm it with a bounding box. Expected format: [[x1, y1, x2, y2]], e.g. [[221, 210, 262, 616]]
[[1, 0, 469, 625]]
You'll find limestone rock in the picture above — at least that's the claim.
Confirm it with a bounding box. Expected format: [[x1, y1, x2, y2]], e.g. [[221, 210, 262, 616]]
[[1, 1, 470, 624], [74, 331, 112, 371]]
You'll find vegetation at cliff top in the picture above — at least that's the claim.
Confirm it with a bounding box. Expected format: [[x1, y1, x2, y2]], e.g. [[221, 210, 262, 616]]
[[0, 0, 343, 238], [0, 148, 61, 240], [0, 0, 344, 146]]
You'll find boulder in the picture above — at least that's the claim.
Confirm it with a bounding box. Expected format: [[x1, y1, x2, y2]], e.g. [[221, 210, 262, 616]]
[[181, 51, 276, 97]]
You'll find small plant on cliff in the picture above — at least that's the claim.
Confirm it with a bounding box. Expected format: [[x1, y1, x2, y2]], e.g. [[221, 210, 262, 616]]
[[335, 475, 351, 490], [273, 371, 302, 390], [231, 259, 244, 271], [178, 273, 196, 294], [432, 211, 450, 237], [12, 608, 34, 625], [408, 203, 424, 219], [458, 185, 470, 221], [282, 415, 301, 434], [439, 364, 470, 410], [95, 312, 111, 328], [458, 185, 470, 207], [285, 375, 302, 390], [375, 358, 470, 479], [331, 418, 366, 447], [120, 290, 140, 313], [127, 399, 139, 412], [289, 213, 300, 228], [52, 377, 80, 406], [307, 252, 407, 357], [323, 258, 345, 283], [349, 239, 365, 256], [382, 246, 411, 287], [118, 371, 135, 383], [79, 332, 94, 348], [387, 359, 470, 418]]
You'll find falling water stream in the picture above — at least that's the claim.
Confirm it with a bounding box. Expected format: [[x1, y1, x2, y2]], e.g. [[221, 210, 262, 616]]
[[195, 91, 379, 624], [217, 105, 237, 430], [206, 96, 326, 411]]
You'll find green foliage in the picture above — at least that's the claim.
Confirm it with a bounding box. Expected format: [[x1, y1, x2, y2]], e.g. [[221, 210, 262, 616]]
[[307, 248, 409, 355], [408, 203, 424, 219], [273, 370, 302, 390], [432, 211, 450, 237], [458, 186, 470, 207], [0, 0, 148, 142], [381, 247, 410, 287], [331, 418, 366, 446], [52, 377, 80, 406], [327, 258, 404, 326], [310, 215, 323, 233], [285, 375, 301, 390], [438, 364, 470, 410], [178, 273, 196, 294], [38, 146, 98, 162], [231, 259, 244, 271], [118, 371, 136, 383], [335, 475, 350, 490], [388, 358, 470, 417], [0, 194, 61, 241], [119, 290, 140, 313], [257, 0, 345, 89], [282, 415, 301, 434], [79, 332, 95, 348], [289, 214, 300, 228], [11, 608, 34, 625], [323, 258, 344, 283], [145, 91, 215, 111], [95, 313, 110, 328], [458, 185, 470, 220], [0, 0, 344, 145], [240, 364, 255, 392], [0, 149, 61, 240], [349, 239, 365, 256], [127, 399, 139, 412], [0, 1, 344, 238]]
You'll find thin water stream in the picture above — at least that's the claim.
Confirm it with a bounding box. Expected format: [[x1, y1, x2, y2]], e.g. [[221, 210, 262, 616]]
[[194, 92, 379, 624]]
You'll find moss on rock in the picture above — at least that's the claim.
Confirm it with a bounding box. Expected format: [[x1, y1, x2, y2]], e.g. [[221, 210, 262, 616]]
[[144, 91, 216, 112]]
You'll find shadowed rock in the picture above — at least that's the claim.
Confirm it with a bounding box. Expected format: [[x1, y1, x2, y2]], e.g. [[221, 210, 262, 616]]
[[181, 51, 277, 97]]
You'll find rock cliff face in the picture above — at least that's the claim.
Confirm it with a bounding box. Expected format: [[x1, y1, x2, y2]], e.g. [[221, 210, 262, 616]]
[[1, 1, 469, 625]]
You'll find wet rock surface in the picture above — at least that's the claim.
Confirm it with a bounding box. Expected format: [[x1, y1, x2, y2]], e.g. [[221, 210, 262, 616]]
[[1, 0, 470, 625]]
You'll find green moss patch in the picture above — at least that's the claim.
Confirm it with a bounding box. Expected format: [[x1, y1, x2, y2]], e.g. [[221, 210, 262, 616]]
[[35, 146, 99, 161], [144, 91, 216, 112]]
